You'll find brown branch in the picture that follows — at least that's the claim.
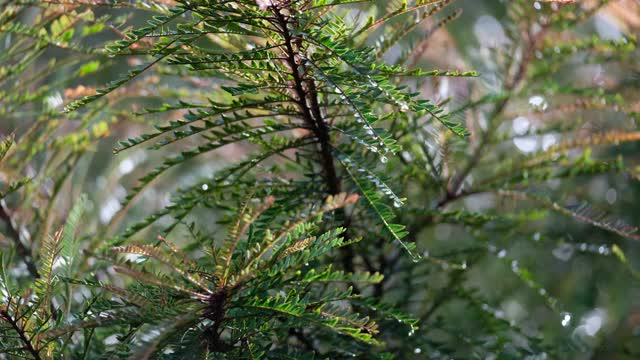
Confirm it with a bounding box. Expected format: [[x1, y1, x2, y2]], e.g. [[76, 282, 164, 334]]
[[272, 6, 357, 275], [439, 23, 550, 208], [0, 204, 39, 278], [204, 287, 234, 353], [0, 307, 42, 360]]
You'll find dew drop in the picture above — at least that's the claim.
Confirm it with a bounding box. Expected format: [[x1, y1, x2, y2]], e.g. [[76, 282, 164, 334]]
[[393, 200, 403, 208], [539, 288, 547, 296], [552, 243, 574, 262], [561, 312, 572, 327], [511, 260, 519, 272], [528, 95, 548, 111], [598, 245, 609, 255], [380, 156, 388, 164]]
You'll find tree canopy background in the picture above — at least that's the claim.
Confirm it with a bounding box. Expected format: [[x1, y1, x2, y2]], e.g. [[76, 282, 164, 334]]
[[1, 0, 640, 358]]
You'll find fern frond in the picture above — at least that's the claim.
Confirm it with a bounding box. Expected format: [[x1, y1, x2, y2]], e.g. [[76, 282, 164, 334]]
[[499, 190, 640, 241], [34, 227, 64, 311]]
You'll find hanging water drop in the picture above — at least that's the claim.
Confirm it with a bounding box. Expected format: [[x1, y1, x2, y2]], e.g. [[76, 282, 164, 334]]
[[539, 288, 547, 296], [380, 156, 388, 164], [552, 243, 574, 262], [511, 260, 519, 272]]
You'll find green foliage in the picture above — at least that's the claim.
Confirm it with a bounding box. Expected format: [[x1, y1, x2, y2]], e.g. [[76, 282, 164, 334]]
[[2, 0, 640, 359]]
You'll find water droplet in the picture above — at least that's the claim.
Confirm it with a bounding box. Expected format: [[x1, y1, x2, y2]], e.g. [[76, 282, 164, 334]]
[[598, 245, 609, 255], [539, 288, 547, 296], [529, 95, 548, 111], [606, 189, 617, 204], [512, 116, 530, 135], [561, 313, 572, 327], [380, 156, 388, 164], [497, 249, 507, 258], [201, 184, 209, 191], [552, 243, 575, 262], [393, 200, 403, 208], [414, 348, 422, 354]]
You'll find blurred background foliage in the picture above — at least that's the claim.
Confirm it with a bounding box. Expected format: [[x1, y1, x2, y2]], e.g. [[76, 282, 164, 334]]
[[1, 0, 640, 358]]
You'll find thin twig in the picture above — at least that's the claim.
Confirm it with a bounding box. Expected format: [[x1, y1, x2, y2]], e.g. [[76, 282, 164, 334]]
[[0, 203, 39, 278]]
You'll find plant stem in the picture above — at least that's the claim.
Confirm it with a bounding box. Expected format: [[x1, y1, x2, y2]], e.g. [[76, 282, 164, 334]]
[[0, 308, 42, 360], [0, 204, 39, 278], [273, 7, 355, 274]]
